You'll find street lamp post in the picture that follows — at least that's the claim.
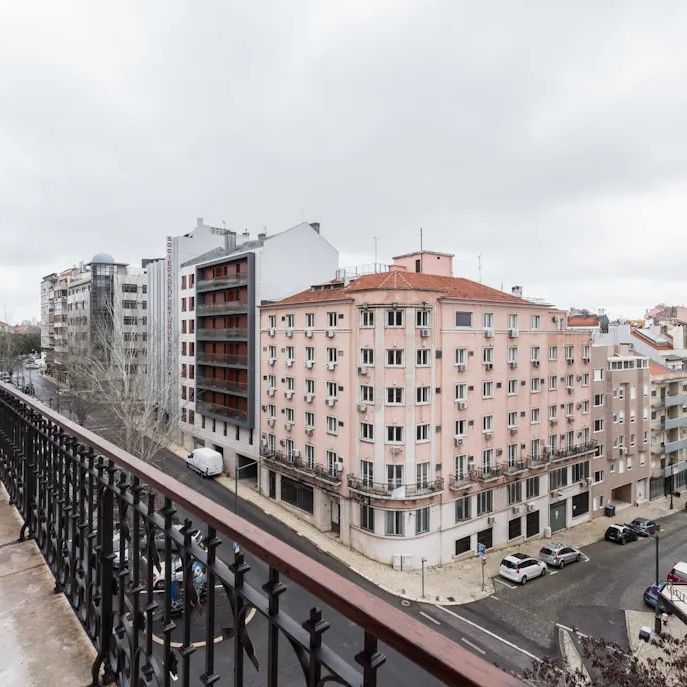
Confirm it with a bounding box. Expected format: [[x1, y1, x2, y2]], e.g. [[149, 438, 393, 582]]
[[670, 463, 675, 510], [421, 558, 427, 599], [654, 532, 662, 635]]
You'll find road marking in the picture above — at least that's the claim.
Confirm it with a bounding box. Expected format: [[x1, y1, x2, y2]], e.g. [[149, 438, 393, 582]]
[[556, 622, 588, 638], [547, 569, 558, 575], [555, 622, 573, 632], [491, 595, 499, 600], [419, 611, 441, 625], [494, 578, 517, 589], [436, 605, 542, 663], [461, 637, 486, 655], [580, 552, 591, 563]]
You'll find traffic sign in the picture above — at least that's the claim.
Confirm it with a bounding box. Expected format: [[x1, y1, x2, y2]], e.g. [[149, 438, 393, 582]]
[[477, 543, 486, 557]]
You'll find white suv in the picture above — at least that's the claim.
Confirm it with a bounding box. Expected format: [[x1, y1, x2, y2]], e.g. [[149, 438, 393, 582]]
[[499, 553, 547, 585]]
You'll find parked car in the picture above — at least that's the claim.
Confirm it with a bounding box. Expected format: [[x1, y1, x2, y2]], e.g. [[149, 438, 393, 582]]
[[186, 447, 223, 477], [667, 561, 687, 584], [604, 524, 637, 544], [151, 555, 185, 590], [539, 542, 582, 568], [627, 518, 660, 537], [499, 553, 547, 585], [643, 582, 671, 612], [24, 360, 40, 369]]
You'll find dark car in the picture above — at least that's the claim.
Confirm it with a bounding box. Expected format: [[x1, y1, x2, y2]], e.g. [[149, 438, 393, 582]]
[[604, 524, 636, 544], [627, 517, 660, 537], [643, 582, 671, 612]]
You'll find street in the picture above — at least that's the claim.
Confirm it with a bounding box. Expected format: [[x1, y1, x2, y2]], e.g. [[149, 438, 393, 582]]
[[19, 369, 687, 679]]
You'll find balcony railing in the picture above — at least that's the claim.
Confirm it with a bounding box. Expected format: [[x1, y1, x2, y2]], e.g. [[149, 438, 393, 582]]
[[663, 416, 687, 430], [196, 377, 249, 395], [197, 301, 248, 315], [197, 351, 248, 367], [260, 448, 342, 485], [0, 383, 521, 687], [197, 327, 249, 341], [347, 474, 443, 498], [196, 273, 249, 291], [662, 393, 687, 407], [196, 400, 248, 422], [547, 441, 597, 462]]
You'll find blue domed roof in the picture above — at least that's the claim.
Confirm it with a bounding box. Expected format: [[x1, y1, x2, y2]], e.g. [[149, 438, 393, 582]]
[[91, 253, 115, 264]]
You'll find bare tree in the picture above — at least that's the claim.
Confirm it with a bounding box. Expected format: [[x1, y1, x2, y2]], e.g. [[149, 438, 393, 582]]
[[79, 305, 180, 467], [524, 634, 687, 687], [0, 331, 20, 381], [61, 333, 98, 425]]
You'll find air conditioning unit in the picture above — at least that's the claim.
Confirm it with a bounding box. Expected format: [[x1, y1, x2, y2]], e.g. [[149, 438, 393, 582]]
[[620, 447, 628, 455], [325, 362, 336, 370], [484, 362, 493, 370], [305, 360, 314, 368], [357, 403, 367, 412], [285, 390, 294, 400], [326, 329, 335, 338], [509, 361, 518, 369], [508, 328, 519, 338], [267, 357, 276, 366], [576, 375, 582, 381], [576, 403, 582, 409], [549, 418, 557, 424], [511, 505, 521, 514], [267, 418, 275, 426], [305, 393, 314, 403], [526, 503, 535, 512], [357, 365, 368, 375], [454, 436, 464, 446], [566, 357, 574, 364], [305, 329, 313, 338], [305, 428, 313, 436], [456, 400, 467, 409], [267, 388, 275, 396], [484, 328, 494, 338], [567, 387, 573, 394], [284, 422, 293, 431], [285, 359, 294, 367], [483, 430, 494, 439], [532, 360, 540, 367], [586, 477, 593, 486], [268, 328, 275, 337], [456, 363, 466, 371], [327, 398, 336, 407], [487, 516, 496, 525], [390, 447, 402, 455], [285, 329, 293, 338], [420, 328, 430, 338], [509, 428, 518, 435], [582, 356, 590, 363]]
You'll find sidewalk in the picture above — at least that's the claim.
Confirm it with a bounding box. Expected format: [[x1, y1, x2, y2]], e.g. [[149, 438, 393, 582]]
[[0, 485, 96, 685], [165, 442, 687, 605]]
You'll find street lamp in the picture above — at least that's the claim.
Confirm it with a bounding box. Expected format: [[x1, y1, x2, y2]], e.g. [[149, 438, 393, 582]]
[[670, 463, 675, 510], [654, 532, 662, 635]]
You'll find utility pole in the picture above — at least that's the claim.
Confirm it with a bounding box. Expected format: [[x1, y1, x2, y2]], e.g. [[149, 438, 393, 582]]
[[654, 532, 662, 634], [670, 463, 675, 509], [421, 558, 426, 598]]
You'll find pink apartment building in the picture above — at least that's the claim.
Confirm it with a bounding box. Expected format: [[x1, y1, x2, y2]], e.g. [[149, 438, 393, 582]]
[[259, 251, 594, 567]]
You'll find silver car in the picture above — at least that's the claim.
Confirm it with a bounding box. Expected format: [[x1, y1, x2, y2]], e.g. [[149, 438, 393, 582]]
[[539, 542, 582, 568]]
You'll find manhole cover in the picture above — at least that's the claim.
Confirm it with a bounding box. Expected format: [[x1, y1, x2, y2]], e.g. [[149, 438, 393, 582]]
[[400, 599, 411, 607]]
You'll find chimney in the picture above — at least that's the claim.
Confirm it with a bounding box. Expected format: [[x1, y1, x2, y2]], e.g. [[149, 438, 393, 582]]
[[309, 222, 320, 234], [225, 230, 237, 253], [196, 217, 204, 227], [241, 229, 250, 243], [257, 231, 267, 241], [512, 285, 523, 297]]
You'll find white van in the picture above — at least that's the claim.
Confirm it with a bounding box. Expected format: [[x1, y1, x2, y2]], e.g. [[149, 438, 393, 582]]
[[186, 447, 223, 477]]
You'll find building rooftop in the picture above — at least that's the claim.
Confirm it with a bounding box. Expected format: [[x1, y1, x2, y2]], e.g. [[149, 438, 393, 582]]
[[276, 270, 536, 306], [568, 315, 599, 327]]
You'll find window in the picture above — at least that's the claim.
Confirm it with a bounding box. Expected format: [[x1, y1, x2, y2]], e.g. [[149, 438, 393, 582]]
[[593, 470, 603, 484], [531, 314, 540, 330], [286, 345, 295, 362], [360, 309, 374, 327], [594, 419, 604, 432], [507, 411, 518, 428], [416, 309, 430, 327], [326, 381, 338, 399], [477, 490, 493, 515], [508, 444, 518, 466], [267, 345, 277, 360], [360, 505, 374, 532], [326, 416, 338, 434], [572, 461, 589, 482], [509, 517, 522, 540], [305, 411, 315, 428], [387, 464, 403, 489], [305, 312, 315, 328], [530, 346, 540, 362], [385, 511, 405, 536], [482, 449, 494, 471], [327, 311, 338, 328], [548, 346, 558, 361], [482, 415, 494, 432], [416, 462, 429, 488], [455, 496, 471, 522], [327, 347, 337, 364], [582, 345, 590, 359], [455, 311, 472, 327], [564, 345, 574, 361], [455, 419, 467, 437], [326, 450, 338, 476], [482, 381, 494, 398], [285, 314, 294, 328], [526, 476, 540, 499], [531, 377, 541, 392], [360, 460, 373, 485], [386, 425, 404, 443], [593, 368, 603, 382], [531, 438, 541, 458], [508, 481, 522, 505], [482, 347, 494, 364], [360, 348, 374, 366], [357, 421, 373, 441], [305, 346, 315, 362], [305, 378, 315, 394], [508, 314, 518, 329], [507, 379, 518, 395], [531, 407, 540, 423], [507, 347, 518, 364], [572, 492, 589, 517], [483, 312, 494, 329], [550, 467, 568, 490], [285, 407, 294, 423], [386, 387, 404, 404], [548, 404, 557, 420], [285, 376, 295, 391], [416, 386, 430, 404], [386, 309, 404, 327], [455, 348, 467, 365], [267, 374, 276, 389], [386, 349, 404, 366], [281, 478, 314, 514], [416, 348, 430, 366], [360, 385, 374, 403], [548, 375, 557, 391], [416, 424, 430, 442], [415, 507, 429, 534], [455, 536, 471, 555], [455, 383, 467, 402], [593, 394, 604, 407]]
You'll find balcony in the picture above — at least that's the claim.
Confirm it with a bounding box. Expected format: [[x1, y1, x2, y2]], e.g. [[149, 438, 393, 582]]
[[548, 441, 597, 462], [261, 448, 342, 486], [197, 301, 248, 315], [663, 416, 687, 430], [665, 437, 687, 454], [197, 327, 249, 341], [504, 459, 529, 475], [197, 351, 248, 368], [196, 273, 249, 292], [347, 474, 444, 498], [662, 393, 687, 407], [196, 376, 249, 396], [448, 473, 473, 491], [0, 382, 518, 687], [196, 400, 248, 423]]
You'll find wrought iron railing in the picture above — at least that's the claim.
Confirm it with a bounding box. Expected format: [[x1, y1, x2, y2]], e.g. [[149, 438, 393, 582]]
[[347, 475, 443, 497], [548, 441, 597, 461], [197, 302, 248, 315], [0, 384, 520, 686], [196, 377, 249, 395], [196, 400, 248, 422], [197, 351, 248, 367], [197, 274, 249, 291], [261, 448, 342, 485]]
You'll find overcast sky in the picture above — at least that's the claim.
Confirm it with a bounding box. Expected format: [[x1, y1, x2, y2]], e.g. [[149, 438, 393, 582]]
[[1, 1, 686, 323]]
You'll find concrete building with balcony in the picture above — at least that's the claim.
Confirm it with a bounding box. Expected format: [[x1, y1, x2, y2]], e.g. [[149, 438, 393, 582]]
[[258, 250, 594, 568], [589, 344, 651, 514], [177, 222, 338, 478]]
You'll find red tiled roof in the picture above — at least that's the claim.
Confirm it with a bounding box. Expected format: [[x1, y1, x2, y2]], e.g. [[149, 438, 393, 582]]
[[275, 271, 534, 306], [631, 329, 673, 351], [649, 360, 675, 376], [567, 315, 598, 327]]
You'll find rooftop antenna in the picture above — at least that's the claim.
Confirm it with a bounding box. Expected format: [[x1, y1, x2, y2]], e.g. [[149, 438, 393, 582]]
[[373, 236, 378, 269], [420, 227, 423, 272], [478, 254, 482, 283]]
